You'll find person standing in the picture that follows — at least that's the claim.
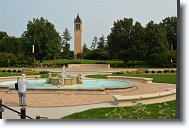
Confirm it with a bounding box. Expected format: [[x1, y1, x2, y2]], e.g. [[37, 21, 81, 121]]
[[17, 74, 28, 106]]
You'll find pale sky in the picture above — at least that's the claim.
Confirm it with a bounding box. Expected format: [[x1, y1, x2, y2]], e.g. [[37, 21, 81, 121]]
[[0, 0, 177, 50]]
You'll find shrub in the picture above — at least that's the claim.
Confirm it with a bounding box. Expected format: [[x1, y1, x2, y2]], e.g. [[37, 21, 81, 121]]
[[144, 70, 150, 73], [126, 61, 146, 68], [163, 70, 170, 73], [112, 71, 124, 75], [157, 71, 162, 74], [7, 70, 11, 73], [52, 64, 57, 67], [170, 70, 175, 73], [26, 70, 39, 75], [151, 71, 156, 74], [110, 63, 125, 68], [105, 101, 151, 119], [2, 69, 6, 72], [127, 71, 139, 74], [39, 70, 50, 74], [12, 69, 17, 73], [17, 70, 22, 73], [95, 62, 107, 64], [158, 103, 175, 119]]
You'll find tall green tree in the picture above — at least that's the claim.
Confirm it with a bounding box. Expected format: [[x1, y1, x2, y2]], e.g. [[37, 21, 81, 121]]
[[83, 43, 89, 52], [144, 21, 169, 67], [90, 36, 98, 49], [21, 17, 62, 62], [159, 17, 177, 50], [97, 35, 106, 49], [62, 28, 72, 45], [107, 18, 137, 63], [127, 21, 146, 61], [0, 36, 23, 56], [62, 42, 72, 59], [61, 28, 73, 59]]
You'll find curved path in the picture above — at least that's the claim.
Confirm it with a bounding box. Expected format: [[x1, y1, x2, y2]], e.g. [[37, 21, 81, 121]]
[[0, 82, 175, 107]]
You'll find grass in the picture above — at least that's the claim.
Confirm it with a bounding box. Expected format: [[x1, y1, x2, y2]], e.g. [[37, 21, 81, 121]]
[[0, 72, 21, 77], [86, 74, 176, 84], [0, 72, 57, 78], [41, 59, 124, 64], [36, 59, 125, 68], [62, 100, 176, 119]]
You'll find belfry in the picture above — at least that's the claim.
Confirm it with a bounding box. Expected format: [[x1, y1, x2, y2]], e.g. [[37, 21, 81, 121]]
[[74, 14, 82, 58]]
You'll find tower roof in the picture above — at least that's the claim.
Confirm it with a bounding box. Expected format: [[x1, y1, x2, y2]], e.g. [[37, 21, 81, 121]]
[[75, 14, 82, 23]]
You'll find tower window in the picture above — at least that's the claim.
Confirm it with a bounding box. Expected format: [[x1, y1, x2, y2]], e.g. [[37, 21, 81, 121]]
[[76, 24, 80, 30]]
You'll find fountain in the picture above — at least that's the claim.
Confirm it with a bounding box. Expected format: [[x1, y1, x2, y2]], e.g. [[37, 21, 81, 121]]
[[45, 65, 83, 86]]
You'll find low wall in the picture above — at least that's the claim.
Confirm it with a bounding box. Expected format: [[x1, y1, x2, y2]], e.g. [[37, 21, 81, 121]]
[[107, 76, 153, 83], [68, 64, 110, 69], [0, 75, 41, 83], [113, 89, 176, 106]]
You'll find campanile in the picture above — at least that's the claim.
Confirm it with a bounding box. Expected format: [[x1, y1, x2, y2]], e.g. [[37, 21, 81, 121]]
[[74, 14, 82, 57]]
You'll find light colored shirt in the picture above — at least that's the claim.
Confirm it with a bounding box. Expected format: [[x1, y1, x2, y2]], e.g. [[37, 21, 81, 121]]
[[18, 78, 28, 93]]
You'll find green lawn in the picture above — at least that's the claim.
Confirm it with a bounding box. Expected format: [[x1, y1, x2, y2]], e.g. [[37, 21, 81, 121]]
[[0, 73, 56, 78], [86, 74, 176, 84], [42, 59, 124, 64], [62, 100, 176, 119], [0, 73, 21, 77], [37, 59, 125, 68]]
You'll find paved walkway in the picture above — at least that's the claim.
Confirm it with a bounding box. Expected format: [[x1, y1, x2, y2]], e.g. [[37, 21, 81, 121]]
[[2, 102, 115, 119], [1, 82, 175, 107]]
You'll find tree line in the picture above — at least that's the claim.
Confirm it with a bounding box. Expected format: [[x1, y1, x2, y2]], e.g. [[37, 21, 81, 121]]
[[80, 16, 177, 68], [0, 16, 176, 68], [0, 17, 73, 67]]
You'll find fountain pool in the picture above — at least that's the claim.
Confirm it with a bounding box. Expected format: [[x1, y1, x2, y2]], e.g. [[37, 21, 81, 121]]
[[0, 79, 132, 89]]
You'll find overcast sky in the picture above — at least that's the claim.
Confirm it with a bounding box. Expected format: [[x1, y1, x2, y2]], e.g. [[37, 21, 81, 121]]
[[0, 0, 177, 50]]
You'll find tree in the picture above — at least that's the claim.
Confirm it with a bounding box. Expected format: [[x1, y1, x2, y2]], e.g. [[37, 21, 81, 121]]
[[107, 18, 138, 63], [0, 31, 8, 40], [62, 42, 71, 59], [61, 28, 72, 59], [62, 28, 72, 44], [0, 36, 22, 55], [0, 52, 18, 67], [127, 21, 146, 61], [97, 35, 106, 49], [90, 36, 98, 49], [159, 17, 177, 50], [144, 21, 169, 67], [21, 17, 62, 62], [83, 43, 89, 52]]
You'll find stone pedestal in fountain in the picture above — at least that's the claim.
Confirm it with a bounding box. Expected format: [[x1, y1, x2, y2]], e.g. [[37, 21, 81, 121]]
[[45, 73, 83, 86], [50, 77, 59, 85], [64, 77, 77, 85], [45, 73, 60, 85]]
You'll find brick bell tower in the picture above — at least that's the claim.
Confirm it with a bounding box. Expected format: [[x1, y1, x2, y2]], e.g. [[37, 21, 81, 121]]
[[74, 14, 82, 58]]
